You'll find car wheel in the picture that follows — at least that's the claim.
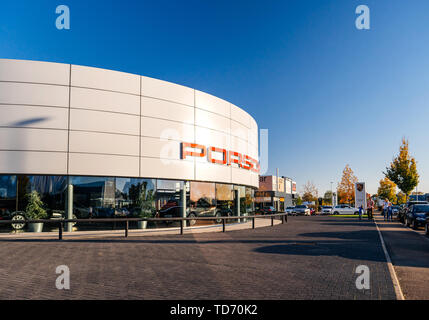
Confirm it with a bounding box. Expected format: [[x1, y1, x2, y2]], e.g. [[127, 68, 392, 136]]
[[333, 211, 339, 215], [412, 219, 418, 230], [215, 212, 222, 224], [11, 213, 26, 230], [354, 212, 359, 215], [188, 213, 196, 226], [405, 217, 409, 227], [71, 214, 78, 227]]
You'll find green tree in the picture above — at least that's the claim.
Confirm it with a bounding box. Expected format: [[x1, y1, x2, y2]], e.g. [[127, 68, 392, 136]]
[[377, 177, 397, 203], [323, 191, 333, 205], [385, 138, 419, 201], [294, 195, 303, 206]]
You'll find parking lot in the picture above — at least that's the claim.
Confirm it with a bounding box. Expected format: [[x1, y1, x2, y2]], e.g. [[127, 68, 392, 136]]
[[0, 215, 402, 300]]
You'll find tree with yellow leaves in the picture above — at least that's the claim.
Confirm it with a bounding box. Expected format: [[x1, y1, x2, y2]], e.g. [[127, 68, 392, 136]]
[[385, 138, 419, 201], [377, 177, 397, 203], [397, 192, 406, 205], [337, 165, 358, 205]]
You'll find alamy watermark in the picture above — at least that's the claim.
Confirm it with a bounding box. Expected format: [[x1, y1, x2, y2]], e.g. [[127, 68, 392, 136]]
[[355, 5, 370, 30], [56, 5, 70, 30], [355, 265, 370, 290], [56, 265, 70, 290]]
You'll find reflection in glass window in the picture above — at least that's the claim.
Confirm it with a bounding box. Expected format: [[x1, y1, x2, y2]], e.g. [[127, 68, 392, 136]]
[[157, 180, 183, 212], [70, 176, 115, 218], [216, 184, 234, 217], [245, 187, 255, 214], [116, 178, 156, 217], [0, 175, 17, 216], [29, 176, 67, 214], [14, 176, 67, 214], [189, 182, 217, 224]]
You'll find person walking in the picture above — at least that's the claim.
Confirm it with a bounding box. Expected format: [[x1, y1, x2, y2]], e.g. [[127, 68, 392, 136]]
[[358, 205, 363, 221], [367, 198, 374, 220], [387, 202, 393, 222], [383, 200, 389, 221]]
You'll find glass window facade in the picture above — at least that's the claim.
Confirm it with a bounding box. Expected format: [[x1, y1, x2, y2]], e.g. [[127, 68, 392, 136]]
[[216, 183, 234, 219], [0, 175, 17, 216], [0, 175, 256, 233]]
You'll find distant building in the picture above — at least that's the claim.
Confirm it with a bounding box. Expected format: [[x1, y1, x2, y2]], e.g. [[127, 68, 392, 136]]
[[255, 176, 297, 211]]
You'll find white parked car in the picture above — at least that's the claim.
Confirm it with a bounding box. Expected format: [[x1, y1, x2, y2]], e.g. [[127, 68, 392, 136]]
[[321, 206, 333, 215], [295, 205, 311, 216], [332, 204, 359, 215]]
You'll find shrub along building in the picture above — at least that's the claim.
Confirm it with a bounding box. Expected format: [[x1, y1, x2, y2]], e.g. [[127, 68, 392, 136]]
[[255, 176, 297, 212]]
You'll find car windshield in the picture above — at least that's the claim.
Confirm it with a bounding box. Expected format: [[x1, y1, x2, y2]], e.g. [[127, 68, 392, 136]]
[[287, 207, 294, 209], [323, 206, 332, 208], [296, 205, 306, 208], [414, 205, 429, 213]]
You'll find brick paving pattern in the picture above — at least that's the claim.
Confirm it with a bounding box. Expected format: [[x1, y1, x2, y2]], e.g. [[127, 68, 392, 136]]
[[374, 212, 429, 300], [0, 216, 397, 300]]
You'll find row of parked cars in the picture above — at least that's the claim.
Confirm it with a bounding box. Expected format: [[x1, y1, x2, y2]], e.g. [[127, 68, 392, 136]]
[[396, 201, 429, 234], [285, 205, 315, 216], [285, 204, 362, 216]]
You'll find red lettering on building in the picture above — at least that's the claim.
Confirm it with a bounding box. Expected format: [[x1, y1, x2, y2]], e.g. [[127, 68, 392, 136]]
[[208, 147, 227, 165], [180, 142, 259, 173], [181, 142, 206, 159]]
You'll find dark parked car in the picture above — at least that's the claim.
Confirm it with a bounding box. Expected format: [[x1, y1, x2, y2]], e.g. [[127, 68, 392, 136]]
[[426, 217, 429, 235], [158, 200, 189, 223], [159, 198, 232, 226], [398, 201, 428, 223], [404, 204, 429, 230], [258, 206, 277, 215]]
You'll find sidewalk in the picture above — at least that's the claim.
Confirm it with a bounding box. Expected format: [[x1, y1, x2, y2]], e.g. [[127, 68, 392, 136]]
[[0, 217, 282, 241], [374, 211, 429, 300]]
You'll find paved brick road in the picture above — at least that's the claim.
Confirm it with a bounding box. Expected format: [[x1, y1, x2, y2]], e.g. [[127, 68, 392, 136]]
[[0, 216, 396, 300], [374, 212, 429, 300]]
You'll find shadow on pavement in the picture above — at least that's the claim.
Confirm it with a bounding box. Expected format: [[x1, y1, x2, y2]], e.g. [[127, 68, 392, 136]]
[[321, 222, 375, 227], [298, 230, 378, 241], [253, 241, 386, 262]]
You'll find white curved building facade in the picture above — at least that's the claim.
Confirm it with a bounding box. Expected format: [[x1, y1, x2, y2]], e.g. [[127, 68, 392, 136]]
[[0, 59, 259, 232], [0, 59, 259, 186]]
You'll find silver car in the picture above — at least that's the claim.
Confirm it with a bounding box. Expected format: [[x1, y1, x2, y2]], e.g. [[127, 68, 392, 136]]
[[321, 206, 333, 215], [295, 205, 311, 216], [286, 206, 296, 216]]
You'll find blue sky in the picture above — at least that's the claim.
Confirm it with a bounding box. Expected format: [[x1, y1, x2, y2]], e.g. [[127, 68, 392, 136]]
[[1, 0, 428, 195]]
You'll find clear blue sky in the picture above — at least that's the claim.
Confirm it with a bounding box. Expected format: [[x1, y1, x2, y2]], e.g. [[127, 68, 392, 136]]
[[1, 0, 428, 195]]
